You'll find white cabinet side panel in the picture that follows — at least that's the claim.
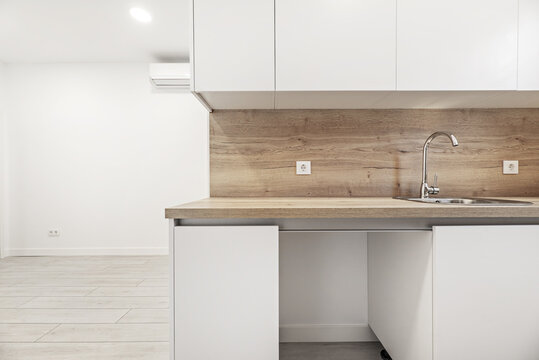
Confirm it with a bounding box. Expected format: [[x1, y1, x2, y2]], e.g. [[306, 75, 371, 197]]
[[518, 0, 539, 89], [433, 225, 539, 360], [397, 0, 518, 90], [276, 0, 396, 91], [174, 226, 279, 360], [169, 220, 175, 360], [193, 0, 274, 91], [368, 232, 433, 360]]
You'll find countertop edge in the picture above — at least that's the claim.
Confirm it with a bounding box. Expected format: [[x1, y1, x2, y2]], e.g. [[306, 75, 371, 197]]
[[165, 197, 539, 219]]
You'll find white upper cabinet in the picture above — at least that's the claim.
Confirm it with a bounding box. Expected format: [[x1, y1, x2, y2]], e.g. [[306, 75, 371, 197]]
[[275, 0, 396, 91], [518, 0, 539, 89], [191, 0, 538, 109], [397, 0, 518, 90], [193, 0, 274, 91]]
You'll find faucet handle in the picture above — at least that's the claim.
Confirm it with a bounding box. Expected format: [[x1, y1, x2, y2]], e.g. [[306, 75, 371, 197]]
[[430, 173, 440, 195]]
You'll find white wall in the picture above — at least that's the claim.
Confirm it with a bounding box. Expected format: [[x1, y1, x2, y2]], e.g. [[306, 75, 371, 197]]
[[3, 63, 208, 256], [0, 63, 7, 257], [1, 63, 367, 341]]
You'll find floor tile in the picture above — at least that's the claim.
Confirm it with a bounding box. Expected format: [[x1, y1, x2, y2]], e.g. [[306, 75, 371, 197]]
[[280, 342, 384, 360], [104, 264, 169, 272], [18, 278, 143, 287], [0, 280, 23, 286], [0, 257, 55, 266], [1, 272, 164, 280], [0, 309, 129, 324], [0, 265, 110, 274], [137, 279, 168, 287], [0, 256, 173, 359], [0, 324, 58, 342], [88, 287, 168, 297], [52, 257, 152, 265], [20, 296, 168, 309], [117, 309, 169, 323], [0, 342, 168, 360], [0, 287, 95, 297], [0, 297, 34, 308], [38, 323, 169, 342]]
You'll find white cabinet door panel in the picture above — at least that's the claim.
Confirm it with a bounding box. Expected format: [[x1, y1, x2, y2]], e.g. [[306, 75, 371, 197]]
[[193, 0, 274, 91], [173, 226, 279, 360], [276, 0, 396, 91], [397, 0, 518, 90], [518, 0, 539, 89], [433, 225, 539, 360], [368, 232, 433, 360]]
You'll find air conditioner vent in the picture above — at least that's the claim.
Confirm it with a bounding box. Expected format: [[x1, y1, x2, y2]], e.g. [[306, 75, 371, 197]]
[[149, 63, 190, 89]]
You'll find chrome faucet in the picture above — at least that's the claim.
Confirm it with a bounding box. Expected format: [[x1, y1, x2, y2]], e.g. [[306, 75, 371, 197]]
[[420, 132, 459, 199]]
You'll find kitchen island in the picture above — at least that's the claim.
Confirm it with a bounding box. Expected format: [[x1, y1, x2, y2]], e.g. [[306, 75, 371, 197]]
[[166, 197, 539, 360]]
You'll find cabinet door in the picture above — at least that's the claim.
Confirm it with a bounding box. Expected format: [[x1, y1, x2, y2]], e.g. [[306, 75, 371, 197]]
[[173, 226, 279, 360], [433, 226, 539, 360], [276, 0, 396, 91], [193, 0, 274, 91], [368, 232, 433, 360], [397, 0, 518, 90], [518, 0, 539, 89]]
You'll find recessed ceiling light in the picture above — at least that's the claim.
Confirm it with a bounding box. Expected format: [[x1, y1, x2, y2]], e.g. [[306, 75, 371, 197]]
[[130, 7, 152, 23]]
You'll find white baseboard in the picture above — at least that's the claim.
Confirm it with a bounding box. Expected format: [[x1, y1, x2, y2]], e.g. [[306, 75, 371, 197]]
[[279, 324, 378, 343], [5, 247, 169, 257]]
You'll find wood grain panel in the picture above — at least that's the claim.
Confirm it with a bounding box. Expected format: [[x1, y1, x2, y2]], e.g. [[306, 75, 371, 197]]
[[210, 109, 539, 197], [165, 197, 539, 219]]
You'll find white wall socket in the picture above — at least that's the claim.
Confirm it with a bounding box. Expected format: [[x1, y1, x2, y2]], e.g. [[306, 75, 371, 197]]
[[296, 161, 311, 175], [503, 160, 519, 174], [48, 229, 60, 237]]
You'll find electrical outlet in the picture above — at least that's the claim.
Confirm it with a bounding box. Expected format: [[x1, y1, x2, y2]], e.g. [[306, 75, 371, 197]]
[[296, 161, 311, 175], [48, 229, 60, 237], [503, 160, 519, 175]]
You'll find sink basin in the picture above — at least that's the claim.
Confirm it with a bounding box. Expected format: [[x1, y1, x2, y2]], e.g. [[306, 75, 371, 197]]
[[394, 197, 533, 206]]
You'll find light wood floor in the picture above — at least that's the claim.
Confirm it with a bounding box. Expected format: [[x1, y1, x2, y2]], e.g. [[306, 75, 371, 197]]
[[0, 255, 384, 360], [0, 255, 169, 360]]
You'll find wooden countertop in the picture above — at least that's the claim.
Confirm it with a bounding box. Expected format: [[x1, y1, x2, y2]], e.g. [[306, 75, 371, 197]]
[[165, 197, 539, 219]]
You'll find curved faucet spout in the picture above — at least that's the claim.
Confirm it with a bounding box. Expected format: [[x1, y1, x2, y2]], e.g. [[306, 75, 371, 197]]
[[425, 131, 459, 147], [421, 132, 459, 199]]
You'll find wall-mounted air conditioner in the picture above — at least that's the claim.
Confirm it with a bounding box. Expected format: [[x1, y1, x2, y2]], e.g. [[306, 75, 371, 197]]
[[149, 63, 190, 89]]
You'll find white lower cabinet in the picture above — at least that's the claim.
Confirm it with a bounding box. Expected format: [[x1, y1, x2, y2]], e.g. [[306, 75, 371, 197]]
[[433, 226, 539, 360], [172, 225, 539, 360], [172, 226, 279, 360], [368, 231, 433, 360], [369, 226, 539, 360]]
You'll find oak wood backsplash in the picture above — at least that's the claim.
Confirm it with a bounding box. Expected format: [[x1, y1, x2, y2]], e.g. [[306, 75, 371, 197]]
[[210, 109, 539, 197]]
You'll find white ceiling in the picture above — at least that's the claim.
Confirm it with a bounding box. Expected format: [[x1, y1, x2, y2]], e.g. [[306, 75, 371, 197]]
[[0, 0, 190, 63]]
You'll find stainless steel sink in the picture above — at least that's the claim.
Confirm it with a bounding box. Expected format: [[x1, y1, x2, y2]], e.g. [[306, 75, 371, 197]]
[[394, 197, 533, 206], [395, 133, 534, 207]]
